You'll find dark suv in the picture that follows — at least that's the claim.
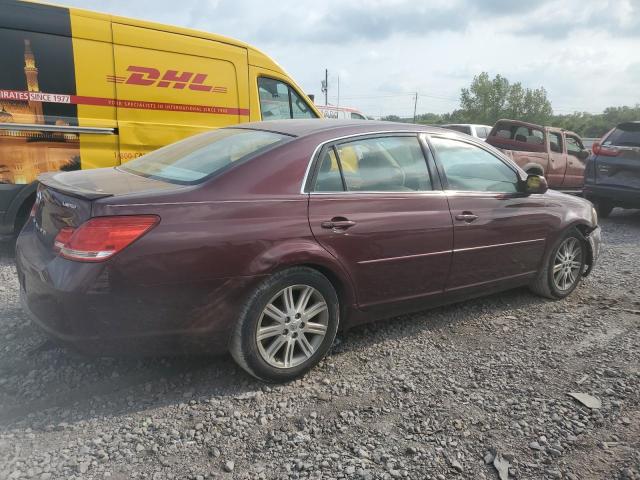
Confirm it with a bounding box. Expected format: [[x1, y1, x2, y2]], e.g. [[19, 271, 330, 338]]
[[584, 122, 640, 217]]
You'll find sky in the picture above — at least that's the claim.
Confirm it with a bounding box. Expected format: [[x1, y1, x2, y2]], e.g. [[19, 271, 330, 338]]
[[52, 0, 640, 118]]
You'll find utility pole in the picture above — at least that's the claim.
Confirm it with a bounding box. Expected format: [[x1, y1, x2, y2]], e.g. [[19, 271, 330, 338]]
[[413, 92, 418, 123], [321, 69, 328, 106]]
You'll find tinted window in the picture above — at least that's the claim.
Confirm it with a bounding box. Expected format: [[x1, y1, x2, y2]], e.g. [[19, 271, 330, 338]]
[[431, 137, 518, 193], [549, 132, 562, 153], [258, 77, 317, 120], [604, 123, 640, 147], [121, 129, 288, 184], [313, 136, 431, 192], [566, 135, 583, 156], [315, 148, 344, 192], [350, 112, 366, 120]]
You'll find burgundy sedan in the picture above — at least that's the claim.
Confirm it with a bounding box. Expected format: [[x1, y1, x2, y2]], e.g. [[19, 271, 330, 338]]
[[16, 120, 601, 382]]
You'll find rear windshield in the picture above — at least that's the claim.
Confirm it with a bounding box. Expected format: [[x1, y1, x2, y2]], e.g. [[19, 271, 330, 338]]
[[604, 123, 640, 148], [120, 129, 290, 184]]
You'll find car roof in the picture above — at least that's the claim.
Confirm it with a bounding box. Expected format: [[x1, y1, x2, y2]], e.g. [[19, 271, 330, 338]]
[[233, 119, 445, 138]]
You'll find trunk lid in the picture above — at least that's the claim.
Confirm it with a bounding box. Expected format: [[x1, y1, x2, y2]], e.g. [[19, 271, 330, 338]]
[[33, 168, 183, 246], [595, 122, 640, 189]]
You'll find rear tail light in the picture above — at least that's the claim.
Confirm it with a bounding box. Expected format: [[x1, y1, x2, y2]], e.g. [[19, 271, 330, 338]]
[[53, 215, 159, 262], [592, 142, 620, 157]]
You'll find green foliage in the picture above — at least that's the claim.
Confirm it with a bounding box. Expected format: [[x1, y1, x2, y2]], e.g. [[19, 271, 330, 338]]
[[552, 105, 640, 138], [459, 72, 552, 125], [380, 73, 638, 138]]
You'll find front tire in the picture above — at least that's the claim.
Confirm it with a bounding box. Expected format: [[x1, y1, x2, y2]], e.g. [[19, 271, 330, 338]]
[[530, 228, 586, 299], [230, 267, 339, 383]]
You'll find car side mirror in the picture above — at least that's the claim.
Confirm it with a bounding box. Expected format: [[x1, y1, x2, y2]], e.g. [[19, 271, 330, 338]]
[[577, 150, 589, 161], [521, 174, 548, 194]]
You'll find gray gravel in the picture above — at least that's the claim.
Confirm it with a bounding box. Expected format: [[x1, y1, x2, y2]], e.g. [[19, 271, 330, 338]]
[[1, 210, 639, 480]]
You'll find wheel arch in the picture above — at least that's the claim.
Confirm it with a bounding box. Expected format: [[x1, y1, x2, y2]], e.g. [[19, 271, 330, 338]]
[[3, 182, 37, 234]]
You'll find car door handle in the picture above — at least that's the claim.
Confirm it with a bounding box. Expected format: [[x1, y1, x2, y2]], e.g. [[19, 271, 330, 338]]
[[455, 212, 478, 223], [321, 219, 356, 230]]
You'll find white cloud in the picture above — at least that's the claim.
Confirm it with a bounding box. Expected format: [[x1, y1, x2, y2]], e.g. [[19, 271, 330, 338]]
[[54, 0, 640, 117]]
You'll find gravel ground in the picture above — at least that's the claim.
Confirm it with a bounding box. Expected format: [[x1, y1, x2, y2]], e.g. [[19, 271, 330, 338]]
[[0, 210, 639, 480]]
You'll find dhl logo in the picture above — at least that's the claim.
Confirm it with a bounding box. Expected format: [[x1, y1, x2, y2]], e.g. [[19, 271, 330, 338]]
[[107, 66, 227, 93]]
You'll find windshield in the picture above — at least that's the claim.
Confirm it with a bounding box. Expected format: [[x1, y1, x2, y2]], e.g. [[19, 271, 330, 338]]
[[121, 128, 290, 184]]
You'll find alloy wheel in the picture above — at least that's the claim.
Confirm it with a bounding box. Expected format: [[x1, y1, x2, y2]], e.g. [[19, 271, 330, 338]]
[[553, 237, 583, 291], [256, 285, 329, 369]]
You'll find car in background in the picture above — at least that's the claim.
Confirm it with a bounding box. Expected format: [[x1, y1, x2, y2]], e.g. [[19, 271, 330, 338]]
[[16, 120, 600, 382], [486, 119, 589, 192], [584, 121, 640, 217], [316, 104, 368, 120], [441, 124, 492, 139]]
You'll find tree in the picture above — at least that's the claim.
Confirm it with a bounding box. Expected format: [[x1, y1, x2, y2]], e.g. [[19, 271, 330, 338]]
[[459, 72, 553, 125]]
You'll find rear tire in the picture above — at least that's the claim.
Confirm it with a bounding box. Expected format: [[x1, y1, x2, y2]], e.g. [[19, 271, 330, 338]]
[[530, 228, 586, 299], [229, 267, 339, 383]]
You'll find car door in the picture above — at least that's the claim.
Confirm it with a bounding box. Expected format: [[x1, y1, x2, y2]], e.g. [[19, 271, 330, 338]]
[[563, 134, 588, 188], [426, 134, 553, 292], [546, 130, 567, 186], [307, 134, 453, 308]]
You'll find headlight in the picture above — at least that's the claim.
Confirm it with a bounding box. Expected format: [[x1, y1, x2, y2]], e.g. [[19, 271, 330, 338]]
[[591, 206, 598, 226]]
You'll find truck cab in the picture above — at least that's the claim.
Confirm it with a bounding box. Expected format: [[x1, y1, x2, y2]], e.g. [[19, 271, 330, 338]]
[[486, 119, 589, 191]]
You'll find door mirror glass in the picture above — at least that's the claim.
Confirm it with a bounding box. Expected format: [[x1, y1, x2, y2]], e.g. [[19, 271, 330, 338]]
[[523, 174, 548, 194]]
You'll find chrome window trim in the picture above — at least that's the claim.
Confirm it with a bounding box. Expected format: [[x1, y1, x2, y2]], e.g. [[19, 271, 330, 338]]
[[310, 190, 446, 196], [300, 129, 433, 195], [0, 123, 115, 135]]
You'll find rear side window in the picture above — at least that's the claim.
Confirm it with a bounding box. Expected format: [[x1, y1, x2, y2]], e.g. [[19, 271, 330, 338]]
[[430, 137, 518, 193], [258, 78, 317, 120], [604, 123, 640, 147], [313, 136, 432, 192], [121, 128, 289, 184]]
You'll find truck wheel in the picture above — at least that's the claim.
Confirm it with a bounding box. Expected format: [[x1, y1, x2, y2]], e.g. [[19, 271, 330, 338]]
[[530, 228, 586, 300], [594, 200, 613, 219], [230, 267, 340, 383]]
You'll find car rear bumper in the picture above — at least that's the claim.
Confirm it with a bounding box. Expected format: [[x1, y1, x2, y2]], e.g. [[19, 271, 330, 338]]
[[583, 184, 640, 208], [16, 223, 261, 357]]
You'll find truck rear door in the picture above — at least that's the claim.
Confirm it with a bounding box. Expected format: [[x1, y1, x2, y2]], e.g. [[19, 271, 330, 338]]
[[563, 133, 588, 188]]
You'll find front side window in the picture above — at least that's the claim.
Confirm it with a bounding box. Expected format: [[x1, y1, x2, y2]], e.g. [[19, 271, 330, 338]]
[[258, 77, 316, 120], [549, 131, 563, 153], [566, 135, 583, 156], [350, 112, 366, 120], [430, 137, 518, 193], [313, 136, 432, 192], [121, 128, 289, 184]]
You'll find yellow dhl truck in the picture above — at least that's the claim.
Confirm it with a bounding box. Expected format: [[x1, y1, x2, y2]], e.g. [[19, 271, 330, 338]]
[[0, 0, 321, 235]]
